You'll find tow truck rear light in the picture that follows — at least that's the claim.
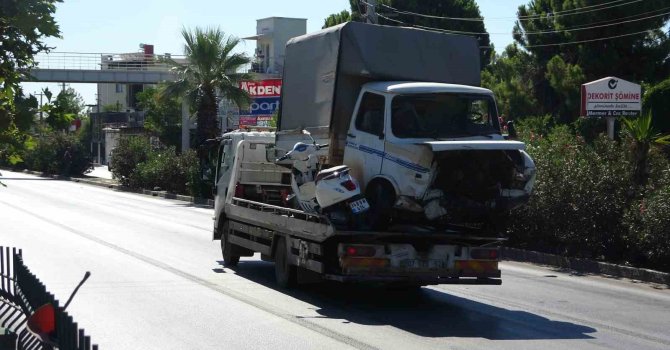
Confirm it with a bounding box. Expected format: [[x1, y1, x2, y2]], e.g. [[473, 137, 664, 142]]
[[234, 182, 244, 198], [470, 248, 499, 260], [343, 245, 377, 257], [340, 180, 357, 191]]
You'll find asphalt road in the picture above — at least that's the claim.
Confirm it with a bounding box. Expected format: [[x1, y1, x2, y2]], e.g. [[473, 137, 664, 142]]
[[1, 169, 669, 350]]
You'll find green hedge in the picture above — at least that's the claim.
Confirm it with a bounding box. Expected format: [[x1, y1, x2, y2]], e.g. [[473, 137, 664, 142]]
[[110, 136, 200, 196], [130, 147, 199, 196], [509, 118, 670, 271], [21, 133, 92, 176]]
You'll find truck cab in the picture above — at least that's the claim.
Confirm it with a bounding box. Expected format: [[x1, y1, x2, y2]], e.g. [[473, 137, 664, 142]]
[[213, 131, 290, 239], [343, 82, 536, 228]]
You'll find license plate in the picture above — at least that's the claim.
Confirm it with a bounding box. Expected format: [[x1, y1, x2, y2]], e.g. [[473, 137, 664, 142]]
[[399, 259, 448, 269], [349, 198, 370, 214]]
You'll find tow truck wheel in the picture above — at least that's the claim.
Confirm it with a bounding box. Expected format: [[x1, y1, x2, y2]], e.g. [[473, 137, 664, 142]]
[[221, 225, 240, 267], [274, 237, 297, 288]]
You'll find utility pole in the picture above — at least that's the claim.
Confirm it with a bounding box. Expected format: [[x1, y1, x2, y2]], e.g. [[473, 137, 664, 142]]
[[366, 0, 378, 24], [34, 92, 44, 122]]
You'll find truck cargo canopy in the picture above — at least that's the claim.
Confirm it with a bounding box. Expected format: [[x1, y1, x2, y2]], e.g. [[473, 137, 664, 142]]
[[279, 22, 481, 134]]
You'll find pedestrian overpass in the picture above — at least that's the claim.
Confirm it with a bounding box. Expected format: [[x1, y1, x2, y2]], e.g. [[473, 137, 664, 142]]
[[26, 52, 191, 152], [28, 52, 179, 83]]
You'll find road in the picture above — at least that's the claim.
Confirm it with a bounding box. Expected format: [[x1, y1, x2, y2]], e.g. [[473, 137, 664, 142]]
[[1, 169, 669, 350]]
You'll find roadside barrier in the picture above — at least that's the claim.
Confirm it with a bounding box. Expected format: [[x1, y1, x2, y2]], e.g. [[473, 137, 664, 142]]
[[0, 247, 98, 350]]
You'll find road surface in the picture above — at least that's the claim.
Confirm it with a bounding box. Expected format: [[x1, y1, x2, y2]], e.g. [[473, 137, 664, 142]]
[[1, 170, 668, 349]]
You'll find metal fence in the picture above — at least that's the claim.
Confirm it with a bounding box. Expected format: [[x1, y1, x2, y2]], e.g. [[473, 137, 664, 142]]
[[32, 52, 186, 72], [0, 247, 98, 350]]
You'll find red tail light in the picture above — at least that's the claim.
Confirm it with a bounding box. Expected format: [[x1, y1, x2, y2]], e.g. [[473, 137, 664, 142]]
[[340, 180, 357, 191], [234, 183, 244, 198], [343, 245, 377, 257], [470, 248, 499, 260]]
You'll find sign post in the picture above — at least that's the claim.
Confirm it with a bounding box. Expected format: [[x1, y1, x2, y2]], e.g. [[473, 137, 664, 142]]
[[581, 77, 642, 140]]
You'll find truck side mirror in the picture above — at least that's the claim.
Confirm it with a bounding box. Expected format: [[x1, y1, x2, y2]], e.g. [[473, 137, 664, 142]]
[[506, 121, 517, 140]]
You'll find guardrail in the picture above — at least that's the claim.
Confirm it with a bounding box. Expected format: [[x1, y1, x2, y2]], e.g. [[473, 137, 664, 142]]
[[32, 52, 187, 72], [0, 247, 98, 350]]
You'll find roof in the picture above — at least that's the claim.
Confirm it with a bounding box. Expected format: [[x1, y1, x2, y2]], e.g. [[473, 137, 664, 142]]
[[365, 82, 494, 95]]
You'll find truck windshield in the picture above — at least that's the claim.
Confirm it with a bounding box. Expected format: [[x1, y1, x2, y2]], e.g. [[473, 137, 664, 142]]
[[391, 93, 500, 139]]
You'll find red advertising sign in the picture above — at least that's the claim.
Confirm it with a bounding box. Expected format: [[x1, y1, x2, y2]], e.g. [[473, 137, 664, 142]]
[[239, 116, 257, 126], [239, 79, 282, 97], [238, 79, 282, 127]]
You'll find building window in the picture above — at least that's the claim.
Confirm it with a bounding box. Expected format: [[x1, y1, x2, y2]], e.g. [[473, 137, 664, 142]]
[[116, 84, 124, 93]]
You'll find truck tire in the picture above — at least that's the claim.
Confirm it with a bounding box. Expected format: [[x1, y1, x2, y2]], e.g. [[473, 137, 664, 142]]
[[366, 181, 394, 230], [221, 228, 240, 267], [274, 237, 297, 288]]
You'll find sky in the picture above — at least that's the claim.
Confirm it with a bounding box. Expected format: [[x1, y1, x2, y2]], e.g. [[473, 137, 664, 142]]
[[21, 0, 527, 105]]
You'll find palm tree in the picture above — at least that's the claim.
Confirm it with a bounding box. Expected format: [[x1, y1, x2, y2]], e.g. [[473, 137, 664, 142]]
[[622, 112, 670, 187], [160, 27, 251, 147]]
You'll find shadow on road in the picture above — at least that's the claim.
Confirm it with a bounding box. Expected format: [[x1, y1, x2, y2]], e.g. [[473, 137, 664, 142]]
[[0, 177, 56, 181], [218, 260, 596, 340]]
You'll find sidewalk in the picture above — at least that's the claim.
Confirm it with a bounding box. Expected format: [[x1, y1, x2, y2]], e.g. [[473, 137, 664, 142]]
[[80, 164, 118, 186]]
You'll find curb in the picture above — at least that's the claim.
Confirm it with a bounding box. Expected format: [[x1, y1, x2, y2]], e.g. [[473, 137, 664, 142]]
[[6, 168, 215, 208], [502, 247, 670, 286]]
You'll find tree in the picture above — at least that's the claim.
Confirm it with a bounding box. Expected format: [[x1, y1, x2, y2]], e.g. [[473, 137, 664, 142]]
[[622, 112, 670, 187], [323, 0, 492, 67], [160, 27, 251, 147], [13, 88, 39, 132], [323, 10, 352, 29], [544, 56, 585, 123], [46, 87, 84, 131], [137, 87, 182, 149], [512, 0, 670, 121], [0, 0, 61, 165], [481, 44, 540, 119]]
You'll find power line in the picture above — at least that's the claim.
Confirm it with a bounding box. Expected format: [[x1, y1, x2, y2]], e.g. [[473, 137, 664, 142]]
[[523, 10, 670, 35], [524, 29, 657, 47], [378, 10, 670, 37], [376, 0, 646, 22], [377, 13, 663, 49]]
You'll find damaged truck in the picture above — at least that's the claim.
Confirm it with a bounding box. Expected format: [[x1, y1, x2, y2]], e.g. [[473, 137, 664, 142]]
[[213, 22, 535, 288], [275, 22, 536, 231]]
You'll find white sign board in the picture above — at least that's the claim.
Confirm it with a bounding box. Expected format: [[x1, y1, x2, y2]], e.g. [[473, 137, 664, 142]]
[[581, 77, 641, 118]]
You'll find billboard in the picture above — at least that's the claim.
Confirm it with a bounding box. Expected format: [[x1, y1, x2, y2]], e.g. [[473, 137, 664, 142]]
[[581, 77, 641, 118], [239, 79, 281, 126]]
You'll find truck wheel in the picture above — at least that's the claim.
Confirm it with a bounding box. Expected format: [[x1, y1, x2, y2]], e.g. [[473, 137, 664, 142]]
[[274, 237, 297, 288], [221, 228, 240, 267], [366, 181, 394, 230]]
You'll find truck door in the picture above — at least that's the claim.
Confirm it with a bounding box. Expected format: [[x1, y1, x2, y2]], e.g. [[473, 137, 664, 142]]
[[344, 92, 386, 191], [216, 139, 234, 198]]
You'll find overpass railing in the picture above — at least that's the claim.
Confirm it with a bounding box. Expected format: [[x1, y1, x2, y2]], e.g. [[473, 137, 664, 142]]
[[33, 52, 187, 72]]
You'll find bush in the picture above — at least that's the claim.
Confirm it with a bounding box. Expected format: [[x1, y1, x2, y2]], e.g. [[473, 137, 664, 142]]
[[110, 136, 152, 186], [130, 147, 199, 196], [644, 77, 670, 133], [509, 126, 634, 261], [22, 132, 92, 176], [623, 153, 670, 270]]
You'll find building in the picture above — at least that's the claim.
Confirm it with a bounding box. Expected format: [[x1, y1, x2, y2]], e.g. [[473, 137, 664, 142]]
[[221, 17, 307, 130], [243, 17, 307, 78], [97, 44, 186, 112]]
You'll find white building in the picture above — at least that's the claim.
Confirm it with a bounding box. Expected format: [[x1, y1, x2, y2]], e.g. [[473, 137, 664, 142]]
[[243, 17, 307, 78], [220, 17, 307, 130], [97, 44, 185, 112]]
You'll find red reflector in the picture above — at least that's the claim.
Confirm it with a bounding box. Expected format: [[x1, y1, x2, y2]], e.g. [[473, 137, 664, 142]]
[[340, 180, 357, 191], [470, 249, 499, 260], [234, 183, 244, 197], [27, 303, 55, 336], [343, 245, 376, 257]]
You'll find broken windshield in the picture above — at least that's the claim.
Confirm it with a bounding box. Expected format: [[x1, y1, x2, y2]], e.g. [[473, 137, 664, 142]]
[[391, 93, 500, 139]]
